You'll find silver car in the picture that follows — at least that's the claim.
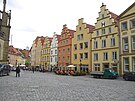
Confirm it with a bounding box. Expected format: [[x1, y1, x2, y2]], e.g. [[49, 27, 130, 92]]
[[0, 64, 11, 77]]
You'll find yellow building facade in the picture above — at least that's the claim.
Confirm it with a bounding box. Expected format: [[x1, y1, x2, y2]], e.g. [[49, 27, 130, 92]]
[[72, 18, 94, 72], [41, 37, 52, 70], [119, 2, 135, 74], [92, 4, 120, 73], [30, 37, 43, 68]]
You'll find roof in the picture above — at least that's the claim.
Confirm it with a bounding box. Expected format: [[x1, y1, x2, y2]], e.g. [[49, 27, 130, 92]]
[[109, 11, 118, 26], [86, 24, 95, 33], [119, 2, 135, 18], [8, 46, 23, 57]]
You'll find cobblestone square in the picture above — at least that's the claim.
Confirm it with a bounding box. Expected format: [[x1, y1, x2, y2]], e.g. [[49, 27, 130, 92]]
[[0, 71, 135, 101]]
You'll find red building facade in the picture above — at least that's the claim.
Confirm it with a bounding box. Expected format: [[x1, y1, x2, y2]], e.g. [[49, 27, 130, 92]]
[[58, 24, 75, 70]]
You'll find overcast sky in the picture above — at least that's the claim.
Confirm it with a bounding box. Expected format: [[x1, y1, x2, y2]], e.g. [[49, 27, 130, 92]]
[[0, 0, 134, 49]]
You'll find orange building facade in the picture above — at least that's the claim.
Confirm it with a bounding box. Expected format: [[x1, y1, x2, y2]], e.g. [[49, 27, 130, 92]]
[[58, 25, 75, 70]]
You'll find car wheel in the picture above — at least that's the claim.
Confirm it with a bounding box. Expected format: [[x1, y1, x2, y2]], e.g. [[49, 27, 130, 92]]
[[124, 77, 128, 81]]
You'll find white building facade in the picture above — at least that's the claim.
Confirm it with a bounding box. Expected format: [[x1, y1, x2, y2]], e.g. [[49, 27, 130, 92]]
[[50, 33, 60, 71]]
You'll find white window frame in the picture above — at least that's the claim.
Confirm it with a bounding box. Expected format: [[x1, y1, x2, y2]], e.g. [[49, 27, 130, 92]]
[[102, 28, 105, 34], [94, 41, 98, 49], [94, 64, 100, 71], [123, 57, 129, 72], [130, 19, 135, 28], [112, 51, 117, 60], [121, 21, 127, 30], [110, 37, 115, 46], [102, 39, 106, 48], [103, 52, 108, 60], [123, 37, 128, 51], [94, 53, 98, 61], [96, 30, 99, 36]]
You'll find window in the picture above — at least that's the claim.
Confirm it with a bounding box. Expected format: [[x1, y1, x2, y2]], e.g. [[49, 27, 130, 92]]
[[77, 35, 80, 40], [68, 48, 70, 53], [84, 53, 88, 59], [80, 53, 83, 60], [80, 43, 83, 49], [62, 57, 65, 62], [121, 22, 127, 30], [84, 42, 88, 48], [94, 53, 98, 61], [101, 21, 105, 27], [103, 52, 108, 60], [111, 37, 115, 46], [102, 39, 106, 48], [123, 57, 129, 72], [51, 57, 52, 62], [132, 57, 135, 71], [102, 14, 104, 18], [74, 54, 77, 60], [51, 50, 53, 55], [102, 28, 105, 34], [112, 52, 117, 60], [130, 19, 135, 28], [94, 41, 98, 49], [81, 34, 83, 40], [62, 49, 65, 54], [96, 31, 99, 36], [74, 44, 77, 50], [66, 40, 68, 45], [55, 57, 57, 62], [108, 27, 111, 33], [94, 64, 100, 71], [79, 27, 81, 30], [132, 36, 135, 50], [55, 50, 57, 54], [123, 37, 128, 51]]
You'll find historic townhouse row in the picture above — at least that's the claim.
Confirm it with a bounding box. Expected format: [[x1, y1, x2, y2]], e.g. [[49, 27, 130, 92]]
[[118, 2, 135, 74], [30, 2, 135, 74]]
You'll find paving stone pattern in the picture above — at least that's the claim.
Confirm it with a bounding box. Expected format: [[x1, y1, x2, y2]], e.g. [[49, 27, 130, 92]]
[[0, 71, 135, 101]]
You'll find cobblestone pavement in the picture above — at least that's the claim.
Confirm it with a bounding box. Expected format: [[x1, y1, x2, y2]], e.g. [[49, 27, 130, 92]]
[[0, 71, 135, 101]]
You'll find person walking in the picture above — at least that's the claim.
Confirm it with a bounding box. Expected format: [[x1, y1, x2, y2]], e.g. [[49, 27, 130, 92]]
[[16, 66, 20, 77], [32, 67, 34, 73]]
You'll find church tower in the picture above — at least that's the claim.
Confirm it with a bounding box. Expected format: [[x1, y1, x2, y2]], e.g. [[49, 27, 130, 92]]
[[0, 0, 11, 64]]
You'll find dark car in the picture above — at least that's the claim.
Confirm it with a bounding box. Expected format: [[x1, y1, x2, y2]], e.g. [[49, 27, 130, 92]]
[[0, 64, 11, 77], [123, 72, 135, 81]]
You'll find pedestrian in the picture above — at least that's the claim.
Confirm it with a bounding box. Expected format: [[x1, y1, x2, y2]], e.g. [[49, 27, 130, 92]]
[[32, 67, 34, 73], [16, 66, 20, 77]]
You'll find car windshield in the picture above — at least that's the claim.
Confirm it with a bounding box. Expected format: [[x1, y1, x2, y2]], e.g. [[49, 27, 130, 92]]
[[109, 69, 114, 72]]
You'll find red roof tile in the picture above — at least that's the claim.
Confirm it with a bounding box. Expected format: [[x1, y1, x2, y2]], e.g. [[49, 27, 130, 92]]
[[86, 24, 95, 33]]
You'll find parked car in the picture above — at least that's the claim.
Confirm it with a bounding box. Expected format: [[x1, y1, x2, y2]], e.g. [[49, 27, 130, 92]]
[[0, 64, 11, 77], [123, 72, 135, 81], [11, 66, 16, 71]]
